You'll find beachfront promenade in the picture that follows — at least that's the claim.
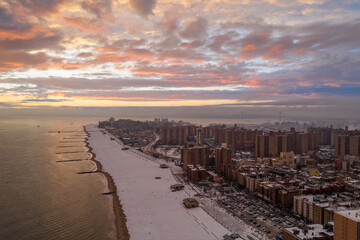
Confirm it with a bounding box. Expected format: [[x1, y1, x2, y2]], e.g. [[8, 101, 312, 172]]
[[86, 125, 229, 240]]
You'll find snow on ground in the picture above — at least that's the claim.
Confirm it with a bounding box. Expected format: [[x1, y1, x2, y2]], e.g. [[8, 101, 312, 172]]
[[198, 198, 268, 240], [86, 125, 230, 240], [156, 145, 182, 159]]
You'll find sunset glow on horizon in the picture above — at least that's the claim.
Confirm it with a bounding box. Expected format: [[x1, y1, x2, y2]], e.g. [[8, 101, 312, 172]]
[[0, 0, 359, 112]]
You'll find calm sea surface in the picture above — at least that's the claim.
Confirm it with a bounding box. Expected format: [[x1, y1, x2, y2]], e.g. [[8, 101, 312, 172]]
[[0, 116, 115, 240]]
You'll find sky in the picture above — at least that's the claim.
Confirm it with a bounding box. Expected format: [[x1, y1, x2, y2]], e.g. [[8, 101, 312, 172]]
[[0, 0, 359, 120]]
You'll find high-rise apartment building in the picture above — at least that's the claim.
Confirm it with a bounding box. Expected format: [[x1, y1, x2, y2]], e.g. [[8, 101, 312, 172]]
[[202, 126, 262, 151], [160, 125, 191, 145], [335, 135, 360, 159], [308, 127, 332, 145], [256, 129, 319, 158], [256, 134, 288, 158], [181, 146, 210, 170], [215, 147, 232, 173]]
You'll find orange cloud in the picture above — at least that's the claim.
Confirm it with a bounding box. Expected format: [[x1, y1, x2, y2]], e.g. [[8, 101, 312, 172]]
[[93, 49, 155, 64], [243, 79, 262, 88], [242, 44, 257, 51], [0, 62, 25, 70], [262, 45, 284, 61], [0, 25, 55, 41], [266, 45, 283, 55], [296, 48, 306, 54]]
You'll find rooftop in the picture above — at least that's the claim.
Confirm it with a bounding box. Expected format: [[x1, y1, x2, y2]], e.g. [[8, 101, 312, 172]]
[[285, 224, 333, 239], [336, 209, 360, 222]]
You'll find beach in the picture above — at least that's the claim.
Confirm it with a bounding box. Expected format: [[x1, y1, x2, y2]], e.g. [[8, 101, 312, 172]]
[[85, 124, 230, 240], [84, 128, 130, 240]]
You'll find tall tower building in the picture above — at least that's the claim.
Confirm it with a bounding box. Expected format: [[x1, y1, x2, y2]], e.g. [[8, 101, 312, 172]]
[[196, 125, 203, 145]]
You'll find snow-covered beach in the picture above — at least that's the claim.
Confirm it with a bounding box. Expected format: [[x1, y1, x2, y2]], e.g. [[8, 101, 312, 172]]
[[85, 124, 230, 240]]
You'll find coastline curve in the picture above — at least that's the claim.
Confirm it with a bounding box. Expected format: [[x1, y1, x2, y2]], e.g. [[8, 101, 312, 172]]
[[83, 126, 130, 240]]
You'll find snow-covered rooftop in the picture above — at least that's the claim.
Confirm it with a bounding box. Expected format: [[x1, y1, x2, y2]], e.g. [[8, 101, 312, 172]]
[[285, 224, 333, 239], [336, 210, 360, 222]]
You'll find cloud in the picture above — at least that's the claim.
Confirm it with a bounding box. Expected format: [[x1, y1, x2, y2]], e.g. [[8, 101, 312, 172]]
[[77, 52, 93, 58], [156, 35, 182, 49], [0, 29, 62, 50], [158, 13, 179, 36], [128, 0, 157, 17], [208, 33, 236, 53], [0, 4, 64, 71], [0, 26, 62, 71], [298, 0, 326, 5], [0, 52, 57, 71], [104, 38, 147, 50], [0, 7, 31, 31], [295, 19, 360, 50], [16, 0, 66, 15], [264, 0, 326, 7], [179, 16, 208, 40], [81, 0, 113, 20], [301, 8, 314, 15], [242, 44, 257, 51], [0, 0, 359, 115], [181, 40, 205, 49], [62, 16, 108, 33], [24, 98, 68, 102]]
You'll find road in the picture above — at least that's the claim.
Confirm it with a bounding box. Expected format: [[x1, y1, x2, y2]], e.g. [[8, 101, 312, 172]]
[[143, 133, 159, 154]]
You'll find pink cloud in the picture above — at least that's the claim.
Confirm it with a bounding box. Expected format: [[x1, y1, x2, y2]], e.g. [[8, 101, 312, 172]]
[[61, 16, 109, 33]]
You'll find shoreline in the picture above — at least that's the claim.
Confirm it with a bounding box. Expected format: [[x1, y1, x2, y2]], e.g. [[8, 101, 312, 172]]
[[83, 127, 130, 240], [85, 124, 230, 240]]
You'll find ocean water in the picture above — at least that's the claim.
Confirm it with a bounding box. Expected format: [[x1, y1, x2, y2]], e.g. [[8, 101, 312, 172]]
[[0, 116, 115, 240]]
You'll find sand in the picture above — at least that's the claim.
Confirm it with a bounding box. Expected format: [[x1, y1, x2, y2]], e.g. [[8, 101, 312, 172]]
[[85, 124, 230, 240], [84, 127, 130, 240]]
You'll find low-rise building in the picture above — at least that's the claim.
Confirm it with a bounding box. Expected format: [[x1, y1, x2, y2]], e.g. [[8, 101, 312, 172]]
[[187, 165, 207, 182], [170, 184, 184, 191], [283, 224, 333, 240], [183, 198, 199, 208]]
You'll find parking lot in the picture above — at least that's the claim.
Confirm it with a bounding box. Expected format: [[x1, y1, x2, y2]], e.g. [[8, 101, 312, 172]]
[[188, 178, 305, 239], [214, 189, 306, 239]]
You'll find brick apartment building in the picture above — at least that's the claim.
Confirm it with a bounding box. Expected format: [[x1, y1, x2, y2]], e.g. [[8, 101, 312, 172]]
[[334, 135, 360, 159], [181, 145, 210, 170], [215, 147, 232, 173], [160, 125, 196, 145], [256, 129, 319, 158]]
